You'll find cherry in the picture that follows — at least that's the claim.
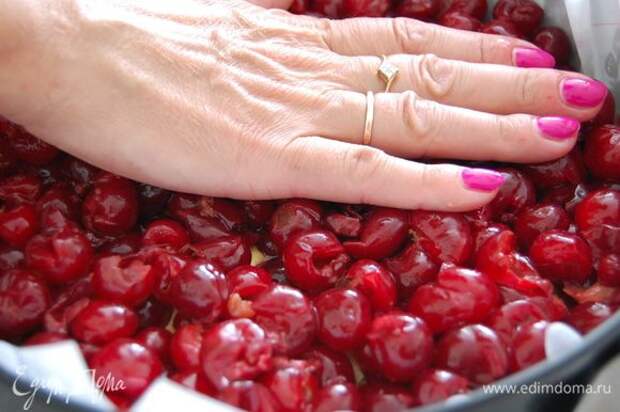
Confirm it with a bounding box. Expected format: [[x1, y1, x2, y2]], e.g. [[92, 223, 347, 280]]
[[43, 277, 92, 334], [522, 148, 586, 191], [283, 229, 349, 293], [443, 0, 487, 20], [92, 254, 158, 307], [567, 302, 616, 334], [289, 0, 311, 15], [135, 326, 172, 364], [574, 189, 620, 260], [514, 204, 571, 250], [302, 346, 355, 385], [24, 331, 69, 346], [227, 265, 273, 299], [584, 125, 620, 182], [472, 223, 509, 259], [7, 127, 58, 165], [343, 208, 409, 260], [136, 298, 173, 329], [487, 168, 535, 224], [166, 192, 200, 218], [344, 259, 397, 311], [25, 226, 93, 284], [82, 174, 138, 236], [408, 264, 499, 333], [173, 209, 229, 243], [252, 285, 316, 355], [99, 232, 142, 256], [485, 299, 547, 345], [563, 281, 620, 305], [409, 211, 473, 265], [89, 338, 163, 399], [168, 259, 228, 323], [151, 252, 187, 304], [325, 212, 362, 238], [360, 383, 415, 412], [60, 156, 99, 196], [395, 0, 440, 21], [586, 92, 616, 130], [511, 320, 549, 371], [383, 243, 438, 300], [0, 204, 38, 247], [0, 246, 24, 271], [243, 200, 276, 229], [169, 323, 203, 371], [435, 324, 509, 385], [217, 380, 280, 412], [200, 318, 273, 390], [197, 197, 246, 232], [36, 183, 81, 224], [0, 270, 50, 338], [411, 369, 469, 406], [268, 199, 322, 251], [70, 300, 138, 345], [493, 0, 544, 35], [142, 219, 189, 250], [598, 254, 620, 287], [315, 288, 372, 351], [137, 184, 170, 219], [533, 27, 571, 65], [0, 174, 41, 207], [480, 19, 521, 37], [439, 12, 482, 31], [192, 235, 251, 272], [262, 359, 320, 412], [313, 382, 362, 412], [529, 230, 593, 283], [365, 313, 432, 382], [341, 0, 390, 17]]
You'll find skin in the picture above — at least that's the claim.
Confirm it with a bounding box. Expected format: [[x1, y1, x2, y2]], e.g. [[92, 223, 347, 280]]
[[0, 0, 604, 211]]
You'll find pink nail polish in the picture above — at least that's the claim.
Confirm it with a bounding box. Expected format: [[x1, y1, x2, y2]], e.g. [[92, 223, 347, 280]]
[[561, 78, 608, 108], [514, 47, 556, 68], [462, 168, 505, 192], [537, 116, 581, 140]]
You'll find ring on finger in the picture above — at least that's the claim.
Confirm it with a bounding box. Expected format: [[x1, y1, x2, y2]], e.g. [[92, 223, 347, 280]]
[[377, 55, 399, 93]]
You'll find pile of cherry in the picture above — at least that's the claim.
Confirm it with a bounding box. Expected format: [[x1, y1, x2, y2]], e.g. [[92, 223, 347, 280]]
[[0, 1, 619, 411]]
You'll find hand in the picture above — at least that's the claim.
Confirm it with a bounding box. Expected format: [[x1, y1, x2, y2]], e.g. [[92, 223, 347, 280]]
[[0, 0, 606, 211]]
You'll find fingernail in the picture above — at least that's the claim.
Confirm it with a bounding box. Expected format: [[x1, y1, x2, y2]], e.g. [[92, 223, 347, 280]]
[[513, 47, 556, 68], [537, 116, 581, 140], [462, 168, 505, 192], [561, 78, 608, 108]]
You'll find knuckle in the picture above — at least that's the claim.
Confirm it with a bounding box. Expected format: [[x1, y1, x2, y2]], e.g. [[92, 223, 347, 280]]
[[412, 54, 458, 100], [516, 70, 542, 107], [391, 18, 435, 53], [496, 115, 525, 146], [419, 164, 444, 188], [400, 92, 440, 157]]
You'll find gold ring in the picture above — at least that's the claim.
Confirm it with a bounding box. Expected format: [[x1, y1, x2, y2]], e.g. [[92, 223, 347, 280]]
[[377, 55, 399, 93], [363, 91, 375, 146]]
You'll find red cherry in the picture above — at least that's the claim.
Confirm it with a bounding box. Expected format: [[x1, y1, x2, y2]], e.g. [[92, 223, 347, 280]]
[[435, 324, 509, 385], [61, 156, 99, 196], [511, 320, 549, 371], [70, 300, 138, 345], [192, 235, 251, 272], [443, 0, 487, 19], [36, 183, 81, 224], [533, 26, 571, 65], [7, 127, 58, 165], [268, 199, 322, 250], [514, 204, 571, 250], [217, 380, 280, 412], [343, 208, 409, 260], [472, 223, 510, 260], [0, 204, 38, 247], [598, 254, 620, 287], [243, 200, 276, 228], [0, 270, 50, 337], [142, 219, 189, 250], [493, 0, 544, 35], [529, 230, 593, 283], [99, 232, 142, 256], [0, 245, 24, 271], [227, 265, 274, 299], [302, 346, 355, 385], [169, 323, 203, 371], [283, 229, 349, 293], [24, 331, 69, 346], [344, 259, 397, 311], [82, 174, 138, 236], [567, 302, 616, 334], [574, 189, 620, 260], [365, 313, 432, 382], [252, 285, 316, 356], [289, 0, 311, 14], [481, 19, 521, 37], [43, 278, 92, 334], [200, 318, 273, 390], [137, 184, 170, 219], [360, 383, 415, 412], [174, 209, 230, 243], [522, 148, 586, 191], [316, 288, 372, 351], [135, 326, 172, 364], [262, 359, 320, 412], [325, 212, 362, 238], [411, 369, 469, 406], [313, 382, 362, 412], [395, 0, 440, 21], [485, 299, 547, 345], [439, 12, 482, 31], [487, 168, 535, 224], [197, 197, 246, 232], [0, 174, 41, 207], [341, 0, 391, 17], [383, 243, 439, 299], [409, 211, 473, 265], [586, 92, 616, 130], [150, 252, 187, 304], [584, 125, 620, 182], [408, 264, 499, 333], [136, 299, 173, 329], [168, 259, 228, 322], [92, 254, 158, 307], [89, 339, 163, 399]]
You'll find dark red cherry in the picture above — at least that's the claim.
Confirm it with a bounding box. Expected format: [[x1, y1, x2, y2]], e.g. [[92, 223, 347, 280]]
[[598, 254, 620, 287], [487, 168, 535, 224], [344, 259, 397, 311], [443, 0, 487, 19], [269, 199, 322, 251], [218, 380, 280, 412], [61, 157, 99, 197], [302, 346, 355, 385], [136, 299, 173, 329], [313, 382, 362, 412], [197, 197, 246, 232], [43, 278, 92, 334], [137, 184, 170, 219], [383, 243, 438, 299], [7, 127, 58, 165], [472, 223, 510, 260], [0, 245, 24, 271], [0, 174, 41, 207], [0, 270, 50, 337], [529, 230, 593, 283], [262, 359, 320, 412], [409, 211, 473, 265], [151, 252, 187, 304], [142, 219, 189, 250], [70, 300, 138, 345], [0, 204, 38, 247], [480, 19, 521, 37], [36, 183, 81, 224], [341, 0, 391, 17], [485, 299, 547, 345], [574, 189, 620, 260], [169, 323, 203, 371], [439, 12, 482, 31], [584, 125, 620, 181], [243, 200, 276, 228], [395, 0, 440, 21], [511, 320, 549, 371], [135, 326, 172, 364], [325, 212, 362, 238], [343, 208, 409, 260], [82, 174, 138, 236], [567, 302, 616, 334], [514, 204, 571, 250], [533, 26, 571, 65], [227, 265, 274, 299], [92, 254, 158, 307], [586, 92, 616, 130], [192, 235, 251, 272], [411, 369, 469, 406], [493, 0, 544, 35], [522, 148, 586, 191]]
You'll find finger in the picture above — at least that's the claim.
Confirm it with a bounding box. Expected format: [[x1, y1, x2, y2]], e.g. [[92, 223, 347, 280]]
[[324, 17, 555, 68], [257, 136, 503, 211], [340, 54, 606, 121], [312, 90, 580, 163], [245, 0, 294, 9]]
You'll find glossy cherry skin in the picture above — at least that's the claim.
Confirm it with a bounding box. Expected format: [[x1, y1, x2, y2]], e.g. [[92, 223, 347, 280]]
[[200, 318, 273, 390], [472, 223, 509, 260], [192, 235, 251, 272], [136, 298, 173, 329], [325, 212, 362, 238], [344, 259, 397, 311], [487, 168, 535, 225], [268, 199, 322, 250], [343, 208, 409, 260], [168, 259, 228, 323], [262, 359, 320, 412], [586, 92, 616, 129], [574, 189, 620, 260], [43, 277, 92, 334], [341, 0, 390, 17], [533, 26, 571, 65], [315, 288, 372, 351], [142, 219, 189, 250], [0, 245, 24, 271], [0, 204, 38, 247], [360, 383, 415, 412], [302, 346, 355, 385], [217, 380, 280, 412], [92, 254, 158, 307], [493, 0, 544, 35], [395, 0, 440, 20], [251, 285, 317, 356], [169, 323, 203, 371], [36, 183, 81, 224], [151, 252, 187, 304], [411, 369, 469, 406], [0, 174, 41, 207], [24, 331, 69, 346], [0, 270, 50, 338], [408, 265, 500, 333], [485, 299, 547, 345], [60, 156, 99, 196], [175, 209, 230, 243], [443, 0, 487, 19], [383, 243, 438, 300], [511, 320, 549, 371], [82, 174, 138, 236], [514, 204, 571, 250], [521, 148, 586, 191], [137, 183, 170, 219], [89, 339, 163, 400], [567, 302, 616, 334], [480, 19, 521, 37], [243, 200, 276, 229], [435, 324, 509, 385], [313, 382, 362, 412], [409, 211, 473, 265], [529, 230, 593, 283], [283, 229, 349, 293], [439, 12, 482, 31], [135, 326, 172, 364], [70, 300, 138, 345], [197, 196, 246, 232], [365, 313, 432, 382], [584, 125, 620, 181], [227, 265, 274, 298], [7, 128, 59, 165], [598, 254, 620, 286]]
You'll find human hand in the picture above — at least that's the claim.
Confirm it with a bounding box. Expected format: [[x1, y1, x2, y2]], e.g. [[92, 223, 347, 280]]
[[0, 0, 607, 211]]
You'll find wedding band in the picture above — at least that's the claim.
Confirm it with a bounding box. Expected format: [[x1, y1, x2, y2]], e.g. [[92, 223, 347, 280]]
[[377, 55, 399, 93], [363, 91, 375, 146]]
